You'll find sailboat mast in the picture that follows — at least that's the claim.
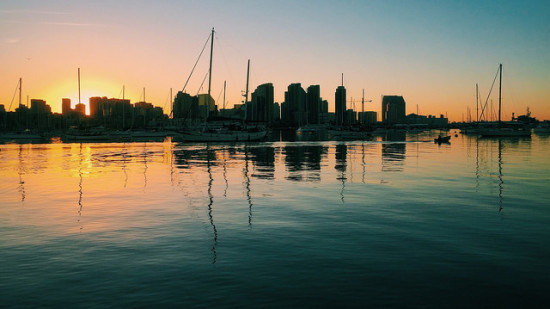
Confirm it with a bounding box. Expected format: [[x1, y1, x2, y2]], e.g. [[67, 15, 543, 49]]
[[245, 59, 250, 121], [475, 83, 479, 123], [207, 28, 214, 120], [78, 68, 81, 104], [19, 78, 22, 107], [223, 81, 226, 112], [123, 85, 125, 100], [498, 63, 502, 123]]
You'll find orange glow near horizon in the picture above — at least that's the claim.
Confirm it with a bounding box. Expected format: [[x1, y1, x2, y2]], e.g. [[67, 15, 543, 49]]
[[41, 77, 128, 115]]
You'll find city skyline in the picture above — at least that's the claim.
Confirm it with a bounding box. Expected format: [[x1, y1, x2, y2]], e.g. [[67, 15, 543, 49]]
[[1, 0, 549, 122]]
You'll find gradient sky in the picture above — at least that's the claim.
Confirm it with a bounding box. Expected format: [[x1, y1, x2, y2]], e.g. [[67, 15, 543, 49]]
[[1, 0, 549, 121]]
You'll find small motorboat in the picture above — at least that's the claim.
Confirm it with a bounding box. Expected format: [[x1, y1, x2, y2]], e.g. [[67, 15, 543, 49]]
[[434, 135, 451, 144]]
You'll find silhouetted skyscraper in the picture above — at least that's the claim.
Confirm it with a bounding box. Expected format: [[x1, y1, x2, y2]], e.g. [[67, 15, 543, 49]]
[[62, 98, 71, 115], [75, 103, 86, 116], [359, 111, 377, 126], [250, 83, 274, 123], [335, 86, 346, 125], [173, 92, 199, 121], [382, 95, 406, 125], [282, 83, 306, 127], [273, 102, 281, 122], [306, 85, 321, 125]]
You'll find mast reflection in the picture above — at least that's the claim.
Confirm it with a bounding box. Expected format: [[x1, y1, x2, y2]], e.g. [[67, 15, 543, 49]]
[[222, 146, 228, 198], [18, 144, 26, 203], [78, 143, 84, 231], [243, 145, 253, 227], [206, 145, 218, 264], [498, 139, 503, 213], [122, 142, 129, 188], [142, 142, 148, 190], [335, 144, 347, 204]]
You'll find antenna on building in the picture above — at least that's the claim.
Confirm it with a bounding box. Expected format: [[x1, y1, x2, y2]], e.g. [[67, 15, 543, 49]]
[[341, 73, 344, 87]]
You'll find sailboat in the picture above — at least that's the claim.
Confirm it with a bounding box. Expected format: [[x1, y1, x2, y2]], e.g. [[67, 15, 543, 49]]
[[0, 78, 43, 141], [478, 64, 531, 137], [179, 29, 268, 142]]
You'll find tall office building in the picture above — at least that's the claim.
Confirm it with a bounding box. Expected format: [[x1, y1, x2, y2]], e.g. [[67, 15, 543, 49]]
[[282, 83, 306, 127], [306, 85, 321, 125], [382, 95, 406, 125], [62, 98, 71, 115], [273, 102, 281, 122], [173, 92, 199, 120], [75, 103, 86, 116], [335, 86, 346, 125], [250, 83, 274, 123], [359, 111, 378, 126]]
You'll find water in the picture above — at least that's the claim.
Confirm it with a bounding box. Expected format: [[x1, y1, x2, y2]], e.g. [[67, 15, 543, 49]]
[[1, 132, 549, 308]]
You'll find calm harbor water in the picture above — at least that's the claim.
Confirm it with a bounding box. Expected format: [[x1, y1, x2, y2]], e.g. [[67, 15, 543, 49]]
[[1, 131, 549, 308]]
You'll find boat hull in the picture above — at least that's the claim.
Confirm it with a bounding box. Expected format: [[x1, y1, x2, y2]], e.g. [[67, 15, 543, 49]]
[[434, 136, 451, 143]]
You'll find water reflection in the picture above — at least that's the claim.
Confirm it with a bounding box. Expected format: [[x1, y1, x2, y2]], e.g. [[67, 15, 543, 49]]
[[4, 136, 539, 225], [381, 131, 406, 172], [335, 144, 347, 203], [206, 145, 218, 264], [243, 145, 253, 227], [472, 136, 532, 213], [18, 144, 26, 203], [221, 147, 228, 197], [498, 139, 503, 213], [284, 144, 326, 182], [248, 146, 275, 180], [78, 144, 84, 231], [143, 143, 148, 189], [122, 143, 129, 188]]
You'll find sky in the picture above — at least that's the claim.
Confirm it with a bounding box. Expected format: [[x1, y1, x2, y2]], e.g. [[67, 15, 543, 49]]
[[1, 0, 549, 122]]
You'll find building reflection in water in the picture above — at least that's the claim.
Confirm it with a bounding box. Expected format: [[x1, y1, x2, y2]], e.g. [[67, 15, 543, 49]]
[[284, 144, 326, 182], [381, 130, 406, 172], [248, 145, 275, 180]]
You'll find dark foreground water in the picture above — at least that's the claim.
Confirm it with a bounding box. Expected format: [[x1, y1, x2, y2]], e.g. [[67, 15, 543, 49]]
[[1, 131, 549, 308]]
